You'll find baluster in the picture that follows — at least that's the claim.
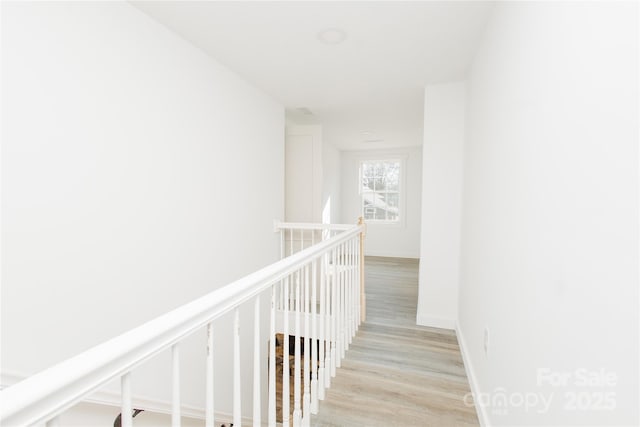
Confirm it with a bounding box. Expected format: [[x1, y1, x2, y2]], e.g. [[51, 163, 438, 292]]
[[289, 228, 294, 256], [351, 238, 355, 333], [172, 344, 181, 427], [299, 230, 304, 313], [345, 240, 351, 347], [334, 243, 340, 368], [325, 250, 332, 386], [293, 270, 302, 427], [330, 247, 337, 377], [355, 233, 360, 327], [336, 243, 341, 361], [336, 244, 344, 367], [279, 229, 285, 311], [269, 285, 276, 426], [344, 240, 353, 350], [340, 242, 344, 351], [338, 243, 347, 358], [206, 324, 214, 427], [279, 231, 283, 310], [310, 256, 319, 412], [233, 308, 241, 427], [354, 236, 360, 330], [283, 276, 290, 427], [280, 226, 285, 260], [302, 264, 311, 426], [253, 297, 261, 427], [289, 231, 294, 311], [358, 220, 366, 323], [344, 241, 350, 350], [121, 373, 132, 427], [318, 253, 326, 398], [350, 238, 356, 341]]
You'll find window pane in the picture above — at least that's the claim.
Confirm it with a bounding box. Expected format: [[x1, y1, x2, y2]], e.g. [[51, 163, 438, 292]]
[[362, 162, 375, 178], [360, 160, 401, 222], [385, 162, 399, 191], [362, 176, 374, 191], [362, 192, 376, 220], [383, 192, 399, 221], [374, 162, 385, 178]]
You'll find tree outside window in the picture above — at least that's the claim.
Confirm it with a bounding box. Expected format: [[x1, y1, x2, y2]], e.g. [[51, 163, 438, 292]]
[[360, 160, 400, 222]]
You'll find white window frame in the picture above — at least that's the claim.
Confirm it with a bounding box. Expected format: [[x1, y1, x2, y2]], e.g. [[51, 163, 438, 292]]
[[358, 156, 407, 227]]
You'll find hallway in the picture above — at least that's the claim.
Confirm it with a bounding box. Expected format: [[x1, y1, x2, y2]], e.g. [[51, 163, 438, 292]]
[[311, 257, 479, 426]]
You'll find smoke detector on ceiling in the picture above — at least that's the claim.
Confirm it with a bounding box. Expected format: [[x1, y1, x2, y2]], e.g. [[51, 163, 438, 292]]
[[317, 28, 347, 45]]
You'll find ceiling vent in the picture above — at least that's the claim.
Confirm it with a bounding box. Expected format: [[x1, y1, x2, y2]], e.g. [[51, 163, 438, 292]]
[[361, 131, 383, 143]]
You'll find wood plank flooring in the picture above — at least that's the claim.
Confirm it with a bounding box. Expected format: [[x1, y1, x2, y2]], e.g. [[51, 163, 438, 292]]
[[310, 256, 479, 427]]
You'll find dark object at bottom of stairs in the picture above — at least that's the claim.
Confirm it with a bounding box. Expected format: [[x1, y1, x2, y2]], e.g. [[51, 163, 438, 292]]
[[113, 409, 143, 427]]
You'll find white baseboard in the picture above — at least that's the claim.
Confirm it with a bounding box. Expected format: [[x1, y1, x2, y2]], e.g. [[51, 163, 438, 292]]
[[416, 314, 456, 330], [364, 251, 419, 259], [455, 323, 490, 427]]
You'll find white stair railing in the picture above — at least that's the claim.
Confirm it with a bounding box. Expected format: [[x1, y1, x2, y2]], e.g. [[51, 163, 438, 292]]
[[0, 220, 365, 427], [273, 220, 366, 427]]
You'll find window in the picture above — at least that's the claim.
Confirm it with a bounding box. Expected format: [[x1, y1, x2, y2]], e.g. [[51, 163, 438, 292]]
[[360, 159, 401, 223]]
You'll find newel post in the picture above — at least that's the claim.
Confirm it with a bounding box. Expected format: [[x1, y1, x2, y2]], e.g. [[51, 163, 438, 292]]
[[357, 217, 366, 322]]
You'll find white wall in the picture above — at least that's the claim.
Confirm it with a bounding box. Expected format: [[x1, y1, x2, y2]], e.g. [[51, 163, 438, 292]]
[[417, 82, 465, 330], [322, 142, 342, 224], [341, 147, 422, 258], [285, 123, 342, 225], [285, 124, 323, 222], [458, 2, 638, 426], [1, 1, 283, 419]]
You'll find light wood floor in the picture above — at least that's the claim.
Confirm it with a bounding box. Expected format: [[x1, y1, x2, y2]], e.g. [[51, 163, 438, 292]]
[[310, 256, 479, 427]]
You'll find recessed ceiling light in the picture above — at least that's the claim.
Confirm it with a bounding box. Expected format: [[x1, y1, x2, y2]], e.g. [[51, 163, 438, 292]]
[[317, 28, 347, 45]]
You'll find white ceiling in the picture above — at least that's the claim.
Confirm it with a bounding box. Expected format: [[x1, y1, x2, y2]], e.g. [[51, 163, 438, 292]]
[[132, 1, 494, 150]]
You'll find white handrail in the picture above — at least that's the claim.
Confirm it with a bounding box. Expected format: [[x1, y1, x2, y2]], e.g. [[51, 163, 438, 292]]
[[274, 221, 354, 231], [0, 223, 365, 427]]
